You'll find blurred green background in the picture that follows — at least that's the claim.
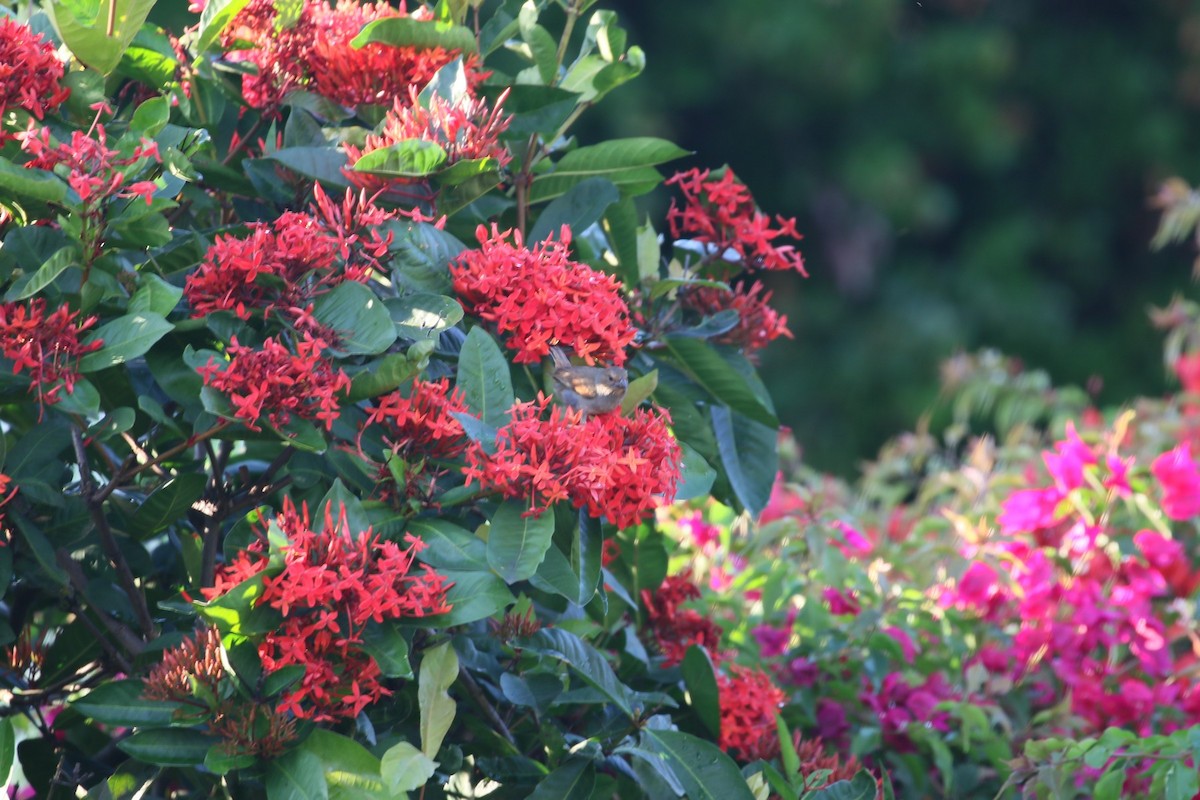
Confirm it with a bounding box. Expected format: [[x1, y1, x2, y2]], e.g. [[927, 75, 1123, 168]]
[[590, 0, 1200, 475]]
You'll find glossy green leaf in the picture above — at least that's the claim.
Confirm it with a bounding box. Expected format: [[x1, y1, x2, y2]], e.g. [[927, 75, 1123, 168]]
[[351, 15, 477, 53], [381, 741, 437, 794], [361, 620, 413, 679], [117, 729, 214, 767], [662, 337, 777, 427], [346, 352, 423, 401], [312, 281, 397, 356], [78, 312, 173, 372], [406, 518, 488, 571], [711, 405, 778, 518], [0, 719, 12, 788], [204, 745, 256, 776], [681, 646, 720, 738], [196, 0, 253, 52], [418, 641, 458, 758], [0, 158, 68, 204], [315, 479, 372, 535], [528, 758, 595, 800], [260, 147, 351, 188], [132, 474, 207, 535], [675, 441, 717, 501], [529, 177, 621, 242], [417, 569, 513, 627], [128, 96, 171, 137], [526, 627, 633, 718], [388, 221, 464, 294], [487, 501, 554, 583], [129, 274, 183, 317], [810, 773, 881, 800], [303, 730, 389, 800], [1094, 766, 1126, 800], [641, 729, 755, 800], [47, 0, 157, 74], [457, 326, 514, 428], [71, 680, 187, 727], [266, 748, 328, 800], [5, 246, 76, 302], [530, 137, 687, 201], [352, 140, 448, 179]]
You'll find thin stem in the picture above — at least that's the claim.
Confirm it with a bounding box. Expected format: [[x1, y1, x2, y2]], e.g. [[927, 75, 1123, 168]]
[[72, 429, 156, 638], [55, 549, 139, 669], [96, 419, 233, 502], [458, 668, 517, 748], [553, 0, 582, 81]]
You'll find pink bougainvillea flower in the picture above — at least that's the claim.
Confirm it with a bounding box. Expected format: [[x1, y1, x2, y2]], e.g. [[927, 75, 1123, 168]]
[[1151, 442, 1200, 520], [759, 473, 805, 524], [831, 520, 873, 558], [1042, 421, 1096, 492], [451, 225, 637, 365], [997, 486, 1065, 537], [823, 587, 860, 617]]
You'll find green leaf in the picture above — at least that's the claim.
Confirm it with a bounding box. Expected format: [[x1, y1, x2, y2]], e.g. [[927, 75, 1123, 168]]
[[351, 15, 478, 53], [129, 274, 183, 316], [0, 158, 68, 204], [346, 352, 423, 402], [621, 369, 658, 415], [529, 541, 579, 601], [1094, 766, 1126, 800], [487, 501, 555, 583], [457, 326, 514, 428], [361, 620, 413, 679], [418, 641, 458, 758], [352, 140, 448, 179], [266, 748, 329, 800], [388, 221, 464, 294], [1166, 763, 1200, 800], [530, 138, 687, 202], [132, 474, 207, 535], [47, 0, 157, 75], [681, 646, 720, 739], [196, 573, 281, 636], [312, 281, 397, 356], [78, 312, 173, 372], [525, 628, 634, 718], [381, 741, 438, 794], [641, 729, 756, 800], [5, 246, 76, 302], [406, 519, 488, 571], [303, 730, 389, 800], [418, 569, 513, 626], [810, 773, 880, 800], [315, 479, 372, 535], [262, 665, 306, 698], [529, 177, 621, 242], [204, 745, 257, 776], [676, 441, 717, 501], [662, 337, 777, 427], [710, 405, 780, 519], [387, 293, 464, 340], [0, 718, 15, 787], [451, 410, 499, 455], [72, 679, 185, 728], [602, 198, 641, 285], [128, 96, 171, 138], [528, 759, 595, 800], [196, 0, 252, 53], [262, 147, 351, 187], [117, 729, 214, 767]]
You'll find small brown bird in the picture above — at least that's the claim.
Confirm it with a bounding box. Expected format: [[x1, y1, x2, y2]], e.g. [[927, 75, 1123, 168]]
[[549, 346, 628, 417]]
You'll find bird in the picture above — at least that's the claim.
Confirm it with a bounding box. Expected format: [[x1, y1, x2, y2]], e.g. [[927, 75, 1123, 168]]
[[548, 346, 628, 417]]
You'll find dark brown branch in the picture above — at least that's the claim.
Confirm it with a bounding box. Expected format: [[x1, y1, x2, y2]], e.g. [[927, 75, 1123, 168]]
[[72, 429, 156, 638]]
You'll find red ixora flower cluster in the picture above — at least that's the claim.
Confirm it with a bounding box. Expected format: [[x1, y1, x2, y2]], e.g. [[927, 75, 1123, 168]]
[[19, 124, 159, 210], [666, 167, 806, 276], [641, 570, 724, 667], [718, 665, 788, 762], [679, 281, 792, 355], [452, 226, 638, 365], [0, 299, 101, 408], [220, 0, 482, 110], [362, 378, 470, 461], [197, 334, 350, 432], [185, 186, 391, 328], [465, 395, 680, 527], [0, 18, 69, 135], [345, 87, 513, 204], [203, 499, 452, 722]]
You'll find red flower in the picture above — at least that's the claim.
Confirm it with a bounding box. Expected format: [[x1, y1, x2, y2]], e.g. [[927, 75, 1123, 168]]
[[464, 395, 680, 526], [205, 499, 451, 721], [679, 281, 792, 354], [1177, 352, 1200, 396], [0, 18, 68, 132], [641, 571, 724, 666], [0, 299, 102, 408], [184, 202, 378, 324], [666, 167, 806, 276], [220, 0, 483, 110], [344, 87, 512, 203], [717, 665, 787, 762], [451, 225, 638, 365], [362, 378, 471, 461], [197, 334, 350, 432], [1151, 442, 1200, 520]]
